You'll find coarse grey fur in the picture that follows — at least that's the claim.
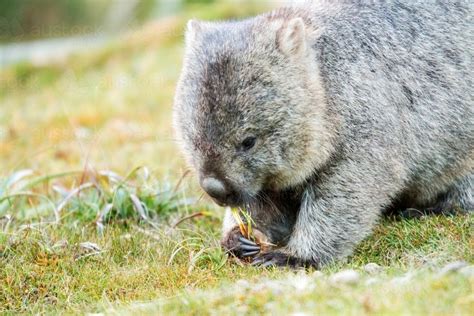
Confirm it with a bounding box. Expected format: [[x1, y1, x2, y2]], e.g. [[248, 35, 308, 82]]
[[173, 0, 473, 267]]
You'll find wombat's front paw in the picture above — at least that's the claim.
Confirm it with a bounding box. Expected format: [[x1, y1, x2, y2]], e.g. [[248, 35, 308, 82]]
[[221, 227, 261, 259], [252, 251, 316, 269]]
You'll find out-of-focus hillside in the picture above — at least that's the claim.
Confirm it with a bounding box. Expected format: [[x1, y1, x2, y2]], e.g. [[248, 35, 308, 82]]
[[0, 1, 270, 179]]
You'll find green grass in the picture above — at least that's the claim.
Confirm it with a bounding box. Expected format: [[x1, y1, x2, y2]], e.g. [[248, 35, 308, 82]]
[[0, 1, 473, 314], [1, 197, 472, 314], [116, 270, 472, 315], [0, 168, 472, 315]]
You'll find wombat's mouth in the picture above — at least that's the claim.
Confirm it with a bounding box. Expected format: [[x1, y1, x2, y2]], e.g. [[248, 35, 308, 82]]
[[209, 194, 243, 207]]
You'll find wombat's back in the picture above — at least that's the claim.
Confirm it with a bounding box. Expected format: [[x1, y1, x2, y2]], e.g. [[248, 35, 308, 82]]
[[309, 1, 473, 205], [312, 1, 472, 184]]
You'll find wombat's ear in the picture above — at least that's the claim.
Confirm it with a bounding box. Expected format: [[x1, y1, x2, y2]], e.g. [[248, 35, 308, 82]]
[[185, 19, 202, 44], [277, 17, 307, 57]]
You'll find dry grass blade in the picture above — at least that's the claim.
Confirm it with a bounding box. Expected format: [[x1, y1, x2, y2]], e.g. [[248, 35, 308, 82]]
[[21, 171, 84, 191], [97, 203, 113, 221], [230, 207, 255, 239], [188, 248, 206, 274], [5, 169, 34, 189], [167, 237, 202, 266], [141, 167, 150, 181], [79, 242, 101, 252], [74, 251, 105, 261], [51, 185, 70, 198], [172, 211, 210, 228], [96, 203, 113, 234], [113, 166, 146, 189], [56, 182, 95, 223], [0, 191, 57, 216], [130, 194, 161, 230], [133, 225, 162, 242], [74, 241, 104, 261], [173, 169, 191, 193], [168, 245, 187, 266], [0, 214, 12, 232], [130, 193, 148, 221], [98, 170, 124, 184]]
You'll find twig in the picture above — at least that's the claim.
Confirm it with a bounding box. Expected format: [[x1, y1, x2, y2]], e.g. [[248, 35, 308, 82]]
[[173, 169, 191, 193], [172, 212, 205, 228]]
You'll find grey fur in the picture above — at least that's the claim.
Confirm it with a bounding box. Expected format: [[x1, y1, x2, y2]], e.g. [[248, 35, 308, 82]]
[[173, 0, 473, 267]]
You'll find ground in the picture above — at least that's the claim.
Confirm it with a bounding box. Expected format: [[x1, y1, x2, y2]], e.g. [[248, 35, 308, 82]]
[[0, 2, 473, 315]]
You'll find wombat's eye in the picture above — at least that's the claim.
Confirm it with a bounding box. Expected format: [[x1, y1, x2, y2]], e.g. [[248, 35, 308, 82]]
[[241, 136, 256, 151]]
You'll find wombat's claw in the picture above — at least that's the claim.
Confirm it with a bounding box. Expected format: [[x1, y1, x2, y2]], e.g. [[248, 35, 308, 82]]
[[242, 250, 260, 257], [240, 244, 260, 251], [238, 236, 258, 246], [251, 257, 265, 266], [238, 236, 261, 257]]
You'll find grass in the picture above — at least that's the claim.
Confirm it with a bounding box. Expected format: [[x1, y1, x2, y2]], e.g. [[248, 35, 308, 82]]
[[0, 1, 473, 314], [1, 200, 472, 314], [116, 270, 472, 315]]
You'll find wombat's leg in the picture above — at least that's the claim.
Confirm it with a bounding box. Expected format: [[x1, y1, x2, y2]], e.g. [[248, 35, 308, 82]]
[[399, 174, 473, 218], [220, 208, 246, 256], [431, 174, 473, 214], [252, 251, 309, 268], [221, 204, 294, 260], [253, 162, 397, 268], [221, 207, 239, 239]]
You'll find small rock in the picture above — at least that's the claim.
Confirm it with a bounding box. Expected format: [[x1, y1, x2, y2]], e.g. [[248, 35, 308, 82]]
[[120, 233, 133, 240], [438, 261, 468, 276], [459, 265, 474, 278], [312, 270, 324, 278], [264, 302, 277, 312], [52, 239, 68, 249], [390, 272, 413, 286], [79, 242, 101, 252], [365, 277, 378, 286], [329, 269, 360, 285], [290, 274, 313, 291], [267, 280, 285, 295], [364, 263, 382, 274], [236, 279, 250, 289], [252, 280, 270, 293]]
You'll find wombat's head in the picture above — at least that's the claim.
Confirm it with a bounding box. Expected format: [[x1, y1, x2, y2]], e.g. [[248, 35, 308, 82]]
[[174, 13, 334, 206]]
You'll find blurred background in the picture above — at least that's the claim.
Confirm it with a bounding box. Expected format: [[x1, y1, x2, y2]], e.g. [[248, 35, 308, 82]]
[[0, 0, 226, 67], [0, 0, 283, 180]]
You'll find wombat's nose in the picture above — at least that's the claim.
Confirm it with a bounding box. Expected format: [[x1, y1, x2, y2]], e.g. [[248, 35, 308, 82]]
[[201, 177, 228, 203]]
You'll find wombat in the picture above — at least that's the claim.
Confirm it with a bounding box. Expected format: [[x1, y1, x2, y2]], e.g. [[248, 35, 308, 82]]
[[173, 1, 473, 267]]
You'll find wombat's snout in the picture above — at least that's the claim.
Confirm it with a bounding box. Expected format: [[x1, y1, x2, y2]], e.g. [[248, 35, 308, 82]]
[[200, 177, 237, 206]]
